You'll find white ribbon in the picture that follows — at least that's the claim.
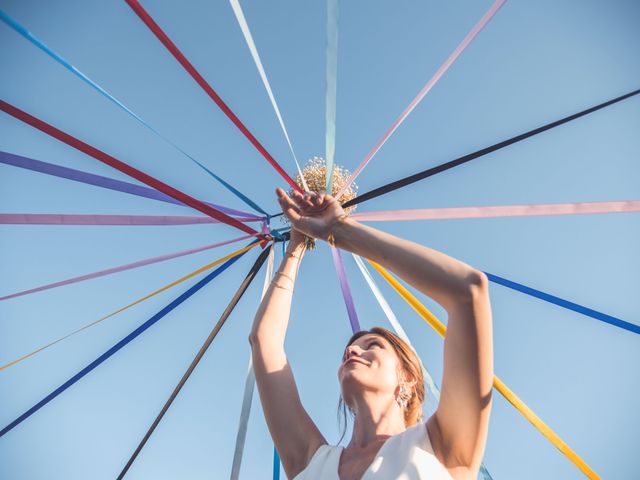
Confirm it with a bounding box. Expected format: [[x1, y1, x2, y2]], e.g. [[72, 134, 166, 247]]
[[230, 245, 275, 479], [229, 0, 309, 192]]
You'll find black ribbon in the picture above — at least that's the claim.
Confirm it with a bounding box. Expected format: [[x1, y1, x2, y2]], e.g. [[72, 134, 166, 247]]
[[343, 88, 640, 208], [118, 246, 272, 479]]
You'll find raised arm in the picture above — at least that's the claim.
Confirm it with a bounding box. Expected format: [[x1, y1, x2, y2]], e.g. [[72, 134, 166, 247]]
[[277, 188, 493, 476], [249, 231, 326, 479]]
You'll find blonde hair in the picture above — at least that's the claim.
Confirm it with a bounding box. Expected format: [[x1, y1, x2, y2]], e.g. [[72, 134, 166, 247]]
[[337, 327, 425, 441]]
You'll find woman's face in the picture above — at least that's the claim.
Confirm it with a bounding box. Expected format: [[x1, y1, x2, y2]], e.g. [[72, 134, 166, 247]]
[[338, 333, 403, 405]]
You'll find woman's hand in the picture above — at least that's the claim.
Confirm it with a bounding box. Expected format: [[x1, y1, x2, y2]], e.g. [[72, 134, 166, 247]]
[[276, 187, 346, 241]]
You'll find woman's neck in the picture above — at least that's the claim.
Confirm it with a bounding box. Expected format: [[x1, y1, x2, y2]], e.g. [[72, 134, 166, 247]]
[[348, 394, 406, 448]]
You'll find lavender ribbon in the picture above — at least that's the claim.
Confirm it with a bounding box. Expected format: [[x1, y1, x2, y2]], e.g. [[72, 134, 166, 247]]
[[330, 246, 361, 333], [0, 151, 261, 219]]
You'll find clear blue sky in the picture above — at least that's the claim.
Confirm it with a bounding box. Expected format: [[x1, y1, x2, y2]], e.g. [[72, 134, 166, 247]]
[[1, 0, 639, 478]]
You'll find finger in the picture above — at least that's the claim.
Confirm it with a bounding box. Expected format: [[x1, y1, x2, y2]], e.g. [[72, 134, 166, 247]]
[[310, 192, 322, 207], [276, 188, 302, 222], [292, 189, 314, 210]]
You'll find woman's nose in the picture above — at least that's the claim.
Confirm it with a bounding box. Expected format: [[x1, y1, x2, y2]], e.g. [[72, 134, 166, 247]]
[[345, 345, 362, 359]]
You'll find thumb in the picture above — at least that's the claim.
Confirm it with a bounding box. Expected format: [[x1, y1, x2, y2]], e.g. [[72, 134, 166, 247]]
[[276, 187, 302, 223]]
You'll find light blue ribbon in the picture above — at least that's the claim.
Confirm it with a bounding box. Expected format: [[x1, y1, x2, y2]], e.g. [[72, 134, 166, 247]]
[[324, 0, 338, 193], [0, 9, 267, 216]]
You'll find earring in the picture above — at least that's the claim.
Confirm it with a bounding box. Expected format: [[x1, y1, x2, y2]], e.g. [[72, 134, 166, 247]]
[[396, 384, 411, 409]]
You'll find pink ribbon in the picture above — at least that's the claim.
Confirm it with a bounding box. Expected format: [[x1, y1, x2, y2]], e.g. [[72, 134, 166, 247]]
[[335, 0, 507, 200], [351, 200, 640, 222], [0, 234, 254, 301], [0, 213, 262, 225]]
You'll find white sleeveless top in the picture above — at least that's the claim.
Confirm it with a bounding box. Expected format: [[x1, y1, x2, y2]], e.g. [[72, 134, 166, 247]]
[[293, 422, 453, 479]]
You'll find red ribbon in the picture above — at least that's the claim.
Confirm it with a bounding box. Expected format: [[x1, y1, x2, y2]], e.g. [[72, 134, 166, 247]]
[[0, 99, 260, 237], [125, 0, 301, 193]]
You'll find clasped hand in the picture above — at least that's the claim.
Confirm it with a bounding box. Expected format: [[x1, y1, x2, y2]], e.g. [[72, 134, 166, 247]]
[[276, 187, 347, 245]]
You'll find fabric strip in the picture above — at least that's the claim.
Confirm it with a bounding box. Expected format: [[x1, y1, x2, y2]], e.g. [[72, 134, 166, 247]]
[[273, 448, 281, 480], [0, 213, 259, 226], [335, 0, 506, 200], [344, 87, 640, 208], [485, 273, 640, 335], [330, 246, 361, 333], [0, 151, 260, 219], [0, 234, 253, 302], [230, 246, 275, 480], [117, 246, 271, 479], [0, 10, 267, 216], [228, 0, 308, 192], [125, 0, 301, 192], [0, 213, 263, 226], [369, 260, 599, 479], [350, 200, 640, 222], [0, 100, 261, 237], [0, 242, 258, 371], [0, 243, 254, 437], [324, 0, 339, 193]]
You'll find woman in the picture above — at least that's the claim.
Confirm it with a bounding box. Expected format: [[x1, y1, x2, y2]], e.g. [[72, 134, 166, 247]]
[[249, 188, 493, 480]]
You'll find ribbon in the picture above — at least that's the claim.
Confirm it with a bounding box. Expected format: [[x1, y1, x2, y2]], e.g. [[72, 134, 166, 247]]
[[0, 151, 260, 219], [0, 10, 267, 216], [125, 0, 301, 192], [330, 246, 361, 333], [0, 213, 263, 226], [324, 0, 338, 193], [344, 87, 640, 208], [369, 260, 600, 479], [0, 100, 261, 237], [0, 243, 255, 437], [230, 246, 275, 480], [335, 0, 507, 200], [228, 0, 308, 192], [117, 246, 272, 479], [273, 449, 281, 480], [0, 234, 253, 302], [0, 242, 258, 371], [350, 200, 640, 222], [485, 273, 640, 335]]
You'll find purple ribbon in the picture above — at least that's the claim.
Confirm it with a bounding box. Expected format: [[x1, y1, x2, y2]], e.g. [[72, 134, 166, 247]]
[[330, 246, 361, 333], [0, 151, 262, 220]]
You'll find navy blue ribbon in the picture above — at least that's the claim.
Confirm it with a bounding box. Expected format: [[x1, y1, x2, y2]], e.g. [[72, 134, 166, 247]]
[[0, 247, 251, 438], [485, 272, 640, 335]]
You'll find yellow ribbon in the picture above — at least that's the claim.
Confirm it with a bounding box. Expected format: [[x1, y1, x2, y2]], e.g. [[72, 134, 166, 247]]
[[368, 260, 600, 480], [0, 242, 259, 372]]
